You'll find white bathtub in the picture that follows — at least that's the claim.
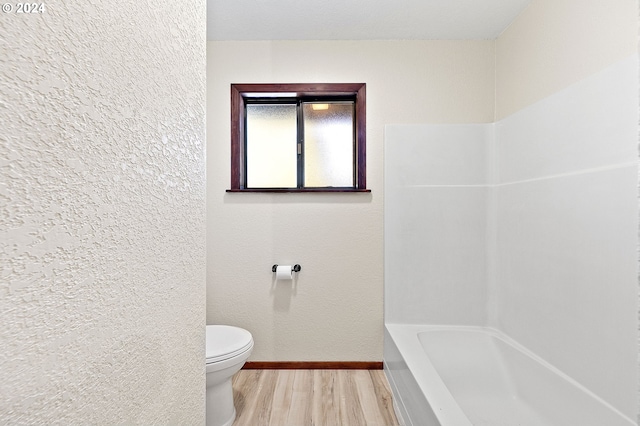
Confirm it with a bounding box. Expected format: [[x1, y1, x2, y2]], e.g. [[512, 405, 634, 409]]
[[384, 324, 635, 426]]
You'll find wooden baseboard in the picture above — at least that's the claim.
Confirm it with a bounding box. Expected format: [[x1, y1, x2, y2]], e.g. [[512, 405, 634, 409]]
[[243, 361, 383, 370]]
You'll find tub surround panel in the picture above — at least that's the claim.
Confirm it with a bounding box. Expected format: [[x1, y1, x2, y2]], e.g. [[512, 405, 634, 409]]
[[384, 125, 494, 326], [496, 56, 638, 183], [493, 0, 639, 418], [384, 55, 639, 419], [385, 186, 489, 325], [495, 166, 638, 415], [385, 0, 638, 420], [1, 3, 206, 424], [493, 55, 639, 417]]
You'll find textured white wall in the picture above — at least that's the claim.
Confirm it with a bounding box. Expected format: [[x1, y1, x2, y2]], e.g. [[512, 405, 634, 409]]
[[1, 3, 206, 424], [207, 40, 495, 361]]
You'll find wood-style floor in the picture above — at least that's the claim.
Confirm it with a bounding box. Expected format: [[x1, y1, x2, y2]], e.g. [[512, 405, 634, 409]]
[[232, 369, 400, 426]]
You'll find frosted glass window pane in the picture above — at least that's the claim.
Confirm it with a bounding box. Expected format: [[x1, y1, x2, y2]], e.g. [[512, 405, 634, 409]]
[[246, 104, 297, 188], [303, 102, 354, 187]]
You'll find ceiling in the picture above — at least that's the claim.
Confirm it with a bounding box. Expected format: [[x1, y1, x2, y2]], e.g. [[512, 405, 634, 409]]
[[207, 0, 531, 41]]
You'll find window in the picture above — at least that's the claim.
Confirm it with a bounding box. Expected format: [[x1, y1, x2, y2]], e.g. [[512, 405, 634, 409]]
[[229, 83, 368, 192]]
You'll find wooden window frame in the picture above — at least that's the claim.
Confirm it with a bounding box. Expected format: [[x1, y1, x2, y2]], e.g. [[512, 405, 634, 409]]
[[228, 83, 369, 193]]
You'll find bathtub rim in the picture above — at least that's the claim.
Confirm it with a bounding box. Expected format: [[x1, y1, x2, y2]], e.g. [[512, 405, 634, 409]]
[[385, 324, 473, 426], [385, 323, 636, 426]]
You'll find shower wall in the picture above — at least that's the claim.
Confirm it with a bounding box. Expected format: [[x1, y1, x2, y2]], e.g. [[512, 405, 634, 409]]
[[384, 55, 639, 419], [385, 0, 639, 418], [493, 56, 638, 418], [384, 124, 494, 326], [493, 0, 639, 417]]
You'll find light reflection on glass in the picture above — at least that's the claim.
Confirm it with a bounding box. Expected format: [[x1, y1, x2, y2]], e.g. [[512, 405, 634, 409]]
[[303, 102, 354, 187]]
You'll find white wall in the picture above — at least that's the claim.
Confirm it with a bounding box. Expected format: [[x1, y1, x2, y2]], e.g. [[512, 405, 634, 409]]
[[207, 40, 495, 361], [0, 3, 206, 424]]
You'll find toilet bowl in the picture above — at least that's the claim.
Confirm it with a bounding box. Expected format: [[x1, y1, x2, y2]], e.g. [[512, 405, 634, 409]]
[[206, 325, 253, 426]]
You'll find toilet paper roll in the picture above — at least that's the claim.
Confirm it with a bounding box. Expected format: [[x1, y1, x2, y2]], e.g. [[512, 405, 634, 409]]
[[276, 265, 293, 280]]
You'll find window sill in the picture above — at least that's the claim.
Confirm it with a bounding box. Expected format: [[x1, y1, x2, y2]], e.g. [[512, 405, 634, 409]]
[[226, 188, 371, 193]]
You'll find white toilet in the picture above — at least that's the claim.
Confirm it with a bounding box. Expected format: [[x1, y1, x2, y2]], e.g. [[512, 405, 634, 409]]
[[206, 325, 254, 426]]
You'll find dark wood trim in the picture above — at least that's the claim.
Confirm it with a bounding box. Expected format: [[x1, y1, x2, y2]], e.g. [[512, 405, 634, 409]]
[[243, 361, 383, 370], [230, 84, 244, 190], [231, 83, 365, 98], [355, 83, 367, 190], [226, 188, 371, 193], [230, 83, 367, 191]]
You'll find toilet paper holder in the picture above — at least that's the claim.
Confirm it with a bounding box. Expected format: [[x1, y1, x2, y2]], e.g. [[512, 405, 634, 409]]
[[272, 264, 301, 273]]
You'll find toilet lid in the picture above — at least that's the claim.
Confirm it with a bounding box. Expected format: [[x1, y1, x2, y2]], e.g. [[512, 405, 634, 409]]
[[206, 325, 253, 364]]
